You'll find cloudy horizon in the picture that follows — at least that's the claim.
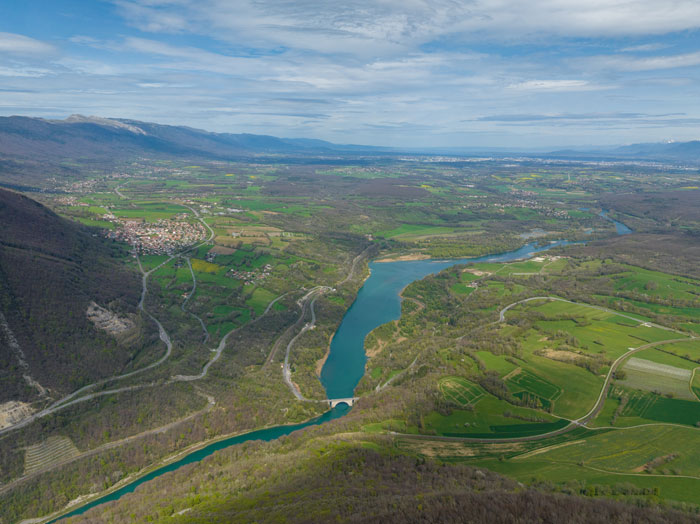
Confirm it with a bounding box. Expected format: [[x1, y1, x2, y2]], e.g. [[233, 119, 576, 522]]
[[1, 0, 699, 148]]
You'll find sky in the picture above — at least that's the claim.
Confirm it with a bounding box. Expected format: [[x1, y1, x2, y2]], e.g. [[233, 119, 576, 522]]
[[1, 0, 699, 148]]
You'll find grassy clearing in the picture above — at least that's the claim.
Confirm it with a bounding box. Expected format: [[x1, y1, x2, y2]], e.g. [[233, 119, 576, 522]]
[[139, 254, 170, 271], [247, 287, 277, 315], [191, 259, 223, 274], [450, 283, 475, 295], [475, 351, 518, 376], [421, 394, 565, 439]]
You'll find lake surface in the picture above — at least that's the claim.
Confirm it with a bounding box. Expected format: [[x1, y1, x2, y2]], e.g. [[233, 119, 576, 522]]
[[48, 238, 577, 522]]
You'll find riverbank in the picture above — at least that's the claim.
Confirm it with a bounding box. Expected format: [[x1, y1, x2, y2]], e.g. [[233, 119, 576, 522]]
[[315, 332, 334, 377], [375, 253, 431, 263], [42, 405, 349, 523]]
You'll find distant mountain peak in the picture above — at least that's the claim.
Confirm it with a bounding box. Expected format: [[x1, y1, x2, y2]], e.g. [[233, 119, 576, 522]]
[[62, 114, 147, 135]]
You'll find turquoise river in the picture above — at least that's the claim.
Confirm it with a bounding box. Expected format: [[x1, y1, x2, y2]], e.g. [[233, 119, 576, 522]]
[[48, 238, 588, 522]]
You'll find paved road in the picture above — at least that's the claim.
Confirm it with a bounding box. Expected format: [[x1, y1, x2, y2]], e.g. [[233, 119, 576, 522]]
[[182, 257, 210, 344], [337, 246, 372, 287], [114, 184, 127, 199], [281, 289, 328, 400]]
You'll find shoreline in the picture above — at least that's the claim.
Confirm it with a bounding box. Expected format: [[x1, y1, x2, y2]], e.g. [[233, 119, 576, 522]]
[[315, 332, 334, 377], [374, 253, 431, 263]]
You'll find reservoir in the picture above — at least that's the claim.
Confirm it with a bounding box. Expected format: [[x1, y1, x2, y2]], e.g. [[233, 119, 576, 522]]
[[47, 238, 578, 522]]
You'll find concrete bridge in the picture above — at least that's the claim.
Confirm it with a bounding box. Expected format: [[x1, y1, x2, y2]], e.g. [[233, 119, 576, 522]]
[[328, 397, 358, 408]]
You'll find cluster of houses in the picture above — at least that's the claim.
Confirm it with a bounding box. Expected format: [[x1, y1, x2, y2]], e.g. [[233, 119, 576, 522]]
[[228, 264, 273, 285], [491, 200, 570, 219], [105, 219, 205, 254]]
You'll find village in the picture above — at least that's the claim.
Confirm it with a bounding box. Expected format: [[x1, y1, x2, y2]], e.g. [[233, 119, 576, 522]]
[[105, 218, 206, 254]]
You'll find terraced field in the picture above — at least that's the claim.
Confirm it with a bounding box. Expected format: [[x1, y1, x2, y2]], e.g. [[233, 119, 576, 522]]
[[24, 437, 79, 476]]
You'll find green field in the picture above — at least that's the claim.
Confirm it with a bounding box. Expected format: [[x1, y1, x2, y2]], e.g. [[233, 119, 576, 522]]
[[421, 395, 567, 438], [377, 224, 461, 240], [469, 425, 700, 504], [505, 368, 562, 408], [247, 287, 277, 315]]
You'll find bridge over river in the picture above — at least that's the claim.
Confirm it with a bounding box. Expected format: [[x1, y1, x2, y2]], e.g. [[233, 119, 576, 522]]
[[328, 398, 358, 408]]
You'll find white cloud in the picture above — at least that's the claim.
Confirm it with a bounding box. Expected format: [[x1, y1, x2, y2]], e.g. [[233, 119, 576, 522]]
[[0, 66, 52, 77], [0, 32, 54, 55], [111, 0, 700, 55], [507, 79, 602, 91], [620, 43, 669, 53], [587, 51, 700, 71]]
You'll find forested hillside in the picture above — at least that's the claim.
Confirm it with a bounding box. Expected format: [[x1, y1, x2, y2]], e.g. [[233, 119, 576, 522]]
[[0, 189, 148, 400]]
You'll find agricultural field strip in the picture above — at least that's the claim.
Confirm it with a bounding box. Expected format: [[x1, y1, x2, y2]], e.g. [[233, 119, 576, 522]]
[[439, 378, 485, 406], [692, 368, 700, 401], [616, 352, 698, 399], [0, 391, 216, 496], [506, 370, 562, 401], [23, 437, 79, 475], [624, 357, 692, 379], [577, 463, 700, 482]]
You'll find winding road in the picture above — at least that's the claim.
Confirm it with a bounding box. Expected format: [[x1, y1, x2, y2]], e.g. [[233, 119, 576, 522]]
[[281, 289, 329, 400], [182, 257, 210, 344]]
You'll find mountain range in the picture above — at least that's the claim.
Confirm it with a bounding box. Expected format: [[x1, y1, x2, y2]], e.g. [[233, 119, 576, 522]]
[[0, 115, 698, 175]]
